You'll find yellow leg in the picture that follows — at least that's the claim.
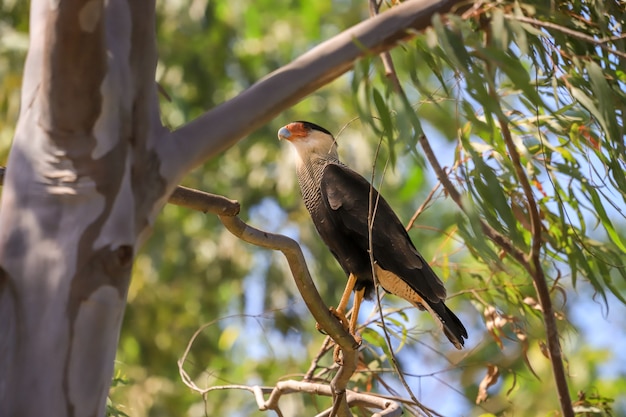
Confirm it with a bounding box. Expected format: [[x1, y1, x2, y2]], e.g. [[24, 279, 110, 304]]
[[333, 281, 364, 364], [349, 287, 365, 336], [336, 273, 357, 314], [316, 273, 357, 334]]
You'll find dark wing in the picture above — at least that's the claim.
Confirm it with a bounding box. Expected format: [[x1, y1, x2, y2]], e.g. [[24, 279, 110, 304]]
[[320, 163, 447, 303]]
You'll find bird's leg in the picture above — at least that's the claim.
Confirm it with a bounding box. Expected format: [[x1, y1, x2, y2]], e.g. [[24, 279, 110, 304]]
[[316, 273, 357, 334], [333, 276, 365, 365], [336, 273, 357, 315], [348, 287, 365, 338]]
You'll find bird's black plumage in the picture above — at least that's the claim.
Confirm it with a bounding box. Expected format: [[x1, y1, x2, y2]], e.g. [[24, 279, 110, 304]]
[[279, 121, 468, 349]]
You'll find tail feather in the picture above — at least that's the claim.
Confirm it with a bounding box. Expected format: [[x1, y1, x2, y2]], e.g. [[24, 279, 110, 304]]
[[411, 298, 467, 349], [429, 302, 468, 350], [374, 265, 468, 349]]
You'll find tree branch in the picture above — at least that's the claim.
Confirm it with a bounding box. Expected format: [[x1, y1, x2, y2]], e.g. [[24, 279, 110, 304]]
[[162, 0, 466, 181], [496, 116, 574, 417], [217, 214, 359, 414], [261, 380, 402, 417], [168, 185, 241, 216]]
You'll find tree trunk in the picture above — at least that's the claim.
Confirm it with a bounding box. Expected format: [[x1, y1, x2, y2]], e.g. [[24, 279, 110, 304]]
[[0, 1, 165, 415]]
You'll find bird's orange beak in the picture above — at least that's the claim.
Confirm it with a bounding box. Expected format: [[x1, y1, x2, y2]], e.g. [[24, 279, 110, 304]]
[[277, 122, 308, 141]]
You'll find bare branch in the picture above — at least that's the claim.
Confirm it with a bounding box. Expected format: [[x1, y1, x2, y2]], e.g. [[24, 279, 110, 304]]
[[163, 0, 466, 179], [406, 181, 441, 231], [169, 185, 241, 216], [304, 336, 334, 381], [216, 215, 358, 350], [260, 380, 402, 417], [507, 15, 626, 60]]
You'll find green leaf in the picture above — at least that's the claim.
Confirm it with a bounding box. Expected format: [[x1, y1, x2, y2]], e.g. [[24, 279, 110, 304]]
[[431, 14, 472, 72], [586, 60, 621, 142], [585, 185, 626, 253], [372, 87, 396, 163]]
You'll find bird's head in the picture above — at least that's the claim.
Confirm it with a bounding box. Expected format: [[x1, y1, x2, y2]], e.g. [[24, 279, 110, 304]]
[[278, 121, 338, 165]]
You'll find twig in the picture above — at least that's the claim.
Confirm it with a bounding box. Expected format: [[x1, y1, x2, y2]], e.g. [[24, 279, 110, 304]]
[[506, 15, 626, 60], [366, 136, 434, 417], [305, 336, 334, 381], [181, 324, 401, 416], [406, 181, 441, 231], [261, 380, 402, 417]]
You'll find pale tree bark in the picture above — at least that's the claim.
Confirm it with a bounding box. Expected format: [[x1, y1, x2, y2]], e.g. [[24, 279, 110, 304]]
[[0, 0, 464, 416]]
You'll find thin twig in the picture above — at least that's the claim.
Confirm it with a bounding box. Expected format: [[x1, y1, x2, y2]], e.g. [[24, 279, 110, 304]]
[[262, 380, 402, 417], [366, 137, 434, 417], [406, 181, 441, 231], [305, 336, 334, 381], [507, 14, 626, 60]]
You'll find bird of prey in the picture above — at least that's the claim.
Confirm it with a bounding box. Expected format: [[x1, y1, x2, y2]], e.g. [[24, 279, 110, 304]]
[[278, 121, 468, 349]]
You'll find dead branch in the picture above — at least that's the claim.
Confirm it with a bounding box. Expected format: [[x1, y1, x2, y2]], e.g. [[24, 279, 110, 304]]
[[261, 380, 402, 417]]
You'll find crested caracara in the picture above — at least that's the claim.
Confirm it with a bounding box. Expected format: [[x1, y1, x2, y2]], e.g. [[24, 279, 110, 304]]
[[278, 121, 467, 349]]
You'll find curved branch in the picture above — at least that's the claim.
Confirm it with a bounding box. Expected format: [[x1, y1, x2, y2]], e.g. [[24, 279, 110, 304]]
[[163, 0, 466, 180], [260, 380, 402, 417], [217, 215, 360, 413], [168, 185, 241, 216], [169, 182, 361, 412], [216, 215, 358, 352]]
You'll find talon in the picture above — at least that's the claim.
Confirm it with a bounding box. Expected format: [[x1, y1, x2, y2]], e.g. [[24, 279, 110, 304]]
[[315, 322, 328, 335], [329, 306, 350, 329], [333, 332, 362, 365], [333, 345, 343, 365], [317, 306, 350, 335]]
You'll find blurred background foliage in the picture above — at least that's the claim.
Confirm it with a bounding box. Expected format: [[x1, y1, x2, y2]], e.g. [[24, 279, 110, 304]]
[[1, 0, 626, 416]]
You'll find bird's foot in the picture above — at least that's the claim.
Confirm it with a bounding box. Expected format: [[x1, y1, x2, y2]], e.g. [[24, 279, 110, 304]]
[[315, 306, 349, 334], [329, 306, 350, 329], [333, 333, 362, 365], [316, 306, 362, 364]]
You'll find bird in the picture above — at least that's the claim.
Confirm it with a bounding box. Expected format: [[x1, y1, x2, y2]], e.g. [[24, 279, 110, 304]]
[[278, 121, 468, 349]]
